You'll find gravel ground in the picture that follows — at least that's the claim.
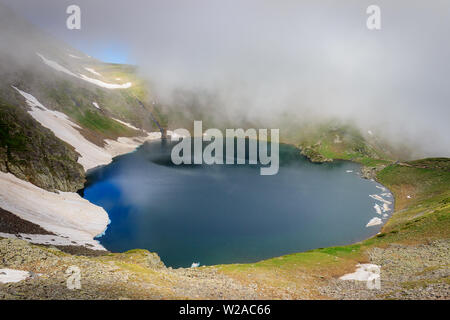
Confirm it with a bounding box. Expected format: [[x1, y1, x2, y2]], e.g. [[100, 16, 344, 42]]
[[1, 237, 448, 300], [0, 208, 54, 235], [0, 238, 258, 300]]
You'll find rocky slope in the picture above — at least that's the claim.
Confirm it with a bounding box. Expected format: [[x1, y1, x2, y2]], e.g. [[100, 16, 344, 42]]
[[0, 238, 258, 300], [0, 98, 85, 192]]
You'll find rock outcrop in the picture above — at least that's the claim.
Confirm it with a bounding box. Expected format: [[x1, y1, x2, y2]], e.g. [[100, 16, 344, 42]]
[[0, 100, 85, 192]]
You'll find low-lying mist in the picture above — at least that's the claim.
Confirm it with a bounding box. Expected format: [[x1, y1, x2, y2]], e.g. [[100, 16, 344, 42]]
[[2, 0, 449, 158]]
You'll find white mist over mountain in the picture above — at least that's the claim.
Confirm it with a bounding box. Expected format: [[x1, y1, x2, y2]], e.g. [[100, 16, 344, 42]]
[[1, 0, 449, 158]]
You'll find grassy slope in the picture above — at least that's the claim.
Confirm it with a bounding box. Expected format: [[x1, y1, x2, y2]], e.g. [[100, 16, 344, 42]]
[[41, 69, 152, 146], [286, 120, 394, 166], [212, 158, 449, 298]]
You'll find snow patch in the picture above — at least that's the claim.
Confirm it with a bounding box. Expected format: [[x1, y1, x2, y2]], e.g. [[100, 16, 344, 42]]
[[112, 118, 141, 131], [0, 269, 31, 284], [340, 264, 380, 281], [374, 204, 382, 215], [369, 194, 392, 205], [0, 232, 104, 249], [36, 53, 132, 90], [79, 74, 132, 89], [104, 134, 161, 158], [366, 217, 383, 227], [84, 67, 102, 77]]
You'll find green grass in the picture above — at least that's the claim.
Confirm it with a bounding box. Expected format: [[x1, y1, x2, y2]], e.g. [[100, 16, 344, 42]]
[[41, 67, 168, 138], [74, 110, 137, 137], [287, 119, 393, 165], [0, 104, 29, 152], [0, 124, 28, 152]]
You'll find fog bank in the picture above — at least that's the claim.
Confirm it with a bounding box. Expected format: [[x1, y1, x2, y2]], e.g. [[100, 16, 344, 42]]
[[2, 0, 449, 158]]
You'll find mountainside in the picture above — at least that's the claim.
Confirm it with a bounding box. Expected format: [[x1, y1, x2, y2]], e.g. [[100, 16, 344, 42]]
[[0, 5, 167, 191]]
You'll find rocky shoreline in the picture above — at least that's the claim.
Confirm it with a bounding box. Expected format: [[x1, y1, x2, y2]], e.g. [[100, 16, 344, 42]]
[[320, 240, 449, 300]]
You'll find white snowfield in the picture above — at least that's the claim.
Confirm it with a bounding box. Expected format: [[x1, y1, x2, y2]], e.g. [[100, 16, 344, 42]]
[[113, 118, 141, 131], [4, 88, 163, 249], [0, 269, 31, 284], [37, 53, 132, 89], [104, 134, 161, 158], [0, 172, 109, 250]]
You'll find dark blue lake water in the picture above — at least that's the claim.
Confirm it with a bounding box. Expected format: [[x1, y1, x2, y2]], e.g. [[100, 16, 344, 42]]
[[83, 140, 388, 268]]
